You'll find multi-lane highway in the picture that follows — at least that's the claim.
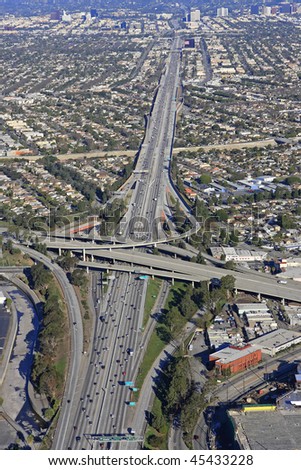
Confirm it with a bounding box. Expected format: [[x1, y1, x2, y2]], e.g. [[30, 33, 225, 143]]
[[66, 272, 147, 449], [120, 36, 182, 242], [51, 37, 184, 449]]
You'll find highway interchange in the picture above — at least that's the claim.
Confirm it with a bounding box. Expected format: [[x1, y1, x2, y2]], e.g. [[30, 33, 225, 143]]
[[50, 36, 184, 450], [13, 32, 301, 451]]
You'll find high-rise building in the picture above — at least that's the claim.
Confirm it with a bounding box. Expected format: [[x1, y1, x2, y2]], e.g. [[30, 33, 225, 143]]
[[217, 7, 229, 17], [262, 6, 272, 15], [190, 8, 201, 22]]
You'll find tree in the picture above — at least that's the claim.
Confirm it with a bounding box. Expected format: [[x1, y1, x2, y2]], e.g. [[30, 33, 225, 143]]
[[285, 176, 301, 186], [215, 209, 228, 222], [180, 286, 197, 318], [166, 357, 191, 415], [224, 260, 236, 270], [30, 263, 51, 289], [151, 398, 166, 432], [229, 230, 239, 245], [199, 173, 211, 184], [221, 275, 235, 298], [181, 387, 206, 436], [70, 269, 88, 288], [58, 253, 77, 271], [195, 250, 205, 264], [278, 214, 295, 230], [5, 238, 13, 254], [147, 434, 163, 449]]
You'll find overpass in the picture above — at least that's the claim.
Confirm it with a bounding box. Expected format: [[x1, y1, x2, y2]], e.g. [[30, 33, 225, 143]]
[[77, 249, 301, 303], [31, 222, 201, 253]]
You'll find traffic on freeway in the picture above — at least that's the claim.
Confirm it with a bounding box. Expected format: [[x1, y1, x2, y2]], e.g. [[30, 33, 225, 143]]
[[54, 37, 184, 450]]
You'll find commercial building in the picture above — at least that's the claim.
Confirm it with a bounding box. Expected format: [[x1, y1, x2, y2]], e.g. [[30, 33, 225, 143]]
[[229, 401, 301, 449], [185, 8, 201, 29], [217, 8, 229, 17], [209, 344, 262, 375], [190, 9, 201, 22], [286, 306, 301, 326], [250, 328, 301, 356], [210, 246, 266, 262]]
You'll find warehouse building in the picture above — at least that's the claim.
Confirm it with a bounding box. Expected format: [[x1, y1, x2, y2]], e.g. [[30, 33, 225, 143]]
[[209, 344, 262, 376], [250, 329, 301, 356]]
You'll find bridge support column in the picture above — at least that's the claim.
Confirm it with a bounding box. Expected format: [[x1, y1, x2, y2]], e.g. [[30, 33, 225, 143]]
[[234, 288, 238, 295], [257, 293, 261, 301], [192, 281, 194, 288], [171, 277, 174, 286], [86, 266, 89, 274], [281, 298, 285, 306], [58, 247, 62, 256], [152, 274, 154, 280], [174, 253, 177, 259], [109, 247, 112, 252], [83, 248, 86, 262], [91, 254, 94, 262], [106, 269, 109, 274]]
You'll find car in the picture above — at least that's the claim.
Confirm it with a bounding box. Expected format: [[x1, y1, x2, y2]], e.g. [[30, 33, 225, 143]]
[[76, 436, 81, 441]]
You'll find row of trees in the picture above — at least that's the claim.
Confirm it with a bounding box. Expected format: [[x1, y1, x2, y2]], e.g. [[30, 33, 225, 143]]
[[148, 355, 206, 449], [29, 263, 67, 414], [147, 276, 236, 448]]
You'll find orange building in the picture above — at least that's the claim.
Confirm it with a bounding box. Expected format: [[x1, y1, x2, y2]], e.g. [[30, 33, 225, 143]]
[[209, 344, 262, 376]]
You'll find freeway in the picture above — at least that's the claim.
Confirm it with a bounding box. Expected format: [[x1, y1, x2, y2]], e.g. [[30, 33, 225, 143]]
[[59, 37, 184, 449], [119, 37, 182, 242], [67, 272, 147, 450], [17, 246, 83, 450]]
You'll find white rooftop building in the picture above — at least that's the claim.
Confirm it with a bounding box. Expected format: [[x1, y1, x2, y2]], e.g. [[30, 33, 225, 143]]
[[251, 329, 301, 356]]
